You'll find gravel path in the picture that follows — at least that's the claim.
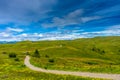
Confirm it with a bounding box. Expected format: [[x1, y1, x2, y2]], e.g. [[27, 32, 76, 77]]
[[24, 56, 120, 80]]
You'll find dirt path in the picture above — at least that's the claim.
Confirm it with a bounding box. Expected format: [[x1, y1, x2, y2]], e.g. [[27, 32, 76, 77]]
[[24, 56, 120, 80]]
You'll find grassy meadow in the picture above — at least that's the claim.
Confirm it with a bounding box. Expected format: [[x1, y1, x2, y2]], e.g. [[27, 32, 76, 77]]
[[0, 49, 104, 80], [0, 36, 120, 80]]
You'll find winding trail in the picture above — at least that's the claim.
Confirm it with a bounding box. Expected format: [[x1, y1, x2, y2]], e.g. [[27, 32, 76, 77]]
[[24, 56, 120, 80]]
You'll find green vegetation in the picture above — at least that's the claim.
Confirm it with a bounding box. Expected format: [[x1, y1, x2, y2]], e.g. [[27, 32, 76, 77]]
[[49, 58, 55, 63], [9, 53, 16, 58], [29, 36, 120, 74], [33, 49, 40, 58], [0, 49, 103, 80], [0, 36, 120, 79], [14, 58, 20, 61]]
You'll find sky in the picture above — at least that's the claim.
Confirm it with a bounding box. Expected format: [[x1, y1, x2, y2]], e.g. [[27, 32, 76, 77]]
[[0, 0, 120, 41]]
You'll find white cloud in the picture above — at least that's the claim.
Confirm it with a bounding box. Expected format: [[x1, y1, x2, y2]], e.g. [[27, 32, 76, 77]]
[[107, 24, 120, 30], [20, 33, 28, 37], [33, 33, 43, 37], [0, 32, 10, 37], [39, 33, 84, 41], [81, 24, 120, 36], [6, 27, 24, 32], [82, 30, 120, 35], [0, 27, 24, 41], [0, 25, 119, 41], [0, 31, 84, 41], [42, 9, 102, 27], [81, 16, 101, 23]]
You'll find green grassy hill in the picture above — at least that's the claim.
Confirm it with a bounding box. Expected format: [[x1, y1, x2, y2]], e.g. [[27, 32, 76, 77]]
[[0, 36, 120, 80]]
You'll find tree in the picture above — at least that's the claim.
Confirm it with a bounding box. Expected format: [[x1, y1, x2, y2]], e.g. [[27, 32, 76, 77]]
[[33, 49, 40, 58]]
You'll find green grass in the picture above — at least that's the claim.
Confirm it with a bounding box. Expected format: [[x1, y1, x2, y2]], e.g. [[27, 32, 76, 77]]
[[0, 52, 104, 80], [29, 36, 120, 74], [0, 36, 120, 79], [0, 70, 104, 80], [30, 57, 120, 74]]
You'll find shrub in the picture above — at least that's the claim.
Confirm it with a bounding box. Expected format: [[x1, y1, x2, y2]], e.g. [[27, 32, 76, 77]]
[[26, 52, 30, 55], [21, 64, 26, 67], [92, 47, 105, 55], [44, 66, 48, 69], [45, 55, 49, 58], [14, 58, 19, 61], [49, 59, 55, 63], [2, 52, 7, 54], [9, 53, 16, 58], [100, 50, 105, 55], [87, 62, 98, 65]]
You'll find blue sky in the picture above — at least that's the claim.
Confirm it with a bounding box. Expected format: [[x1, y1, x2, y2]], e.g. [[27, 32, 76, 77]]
[[0, 0, 120, 41]]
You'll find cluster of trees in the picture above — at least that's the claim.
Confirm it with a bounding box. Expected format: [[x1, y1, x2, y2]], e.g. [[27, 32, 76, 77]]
[[92, 47, 105, 55], [33, 49, 55, 63]]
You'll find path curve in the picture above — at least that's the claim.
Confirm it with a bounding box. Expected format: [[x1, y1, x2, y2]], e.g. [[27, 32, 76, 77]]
[[24, 56, 120, 80]]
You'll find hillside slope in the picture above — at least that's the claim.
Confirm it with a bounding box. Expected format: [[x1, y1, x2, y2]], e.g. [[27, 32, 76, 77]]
[[0, 36, 120, 74]]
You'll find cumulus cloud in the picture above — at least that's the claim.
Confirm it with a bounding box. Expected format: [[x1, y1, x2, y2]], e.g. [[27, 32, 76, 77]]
[[42, 9, 102, 27], [0, 29, 84, 41], [0, 32, 10, 37], [0, 32, 42, 41], [0, 27, 24, 41], [0, 24, 119, 41]]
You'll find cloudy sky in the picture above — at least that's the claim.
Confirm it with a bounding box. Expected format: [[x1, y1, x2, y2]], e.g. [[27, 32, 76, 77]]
[[0, 0, 120, 41]]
